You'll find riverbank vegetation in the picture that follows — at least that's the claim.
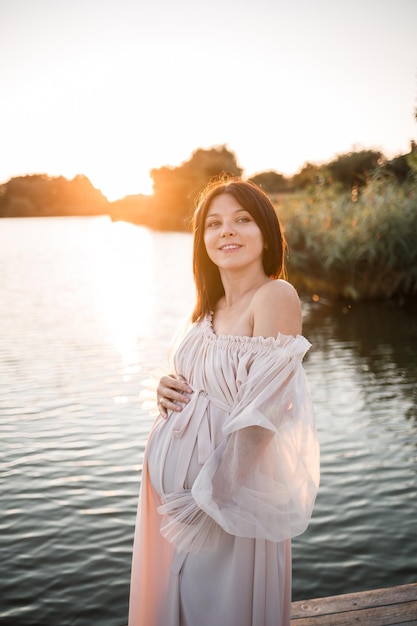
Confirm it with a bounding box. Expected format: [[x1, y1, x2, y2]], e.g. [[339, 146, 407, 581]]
[[1, 144, 416, 301], [280, 177, 417, 300]]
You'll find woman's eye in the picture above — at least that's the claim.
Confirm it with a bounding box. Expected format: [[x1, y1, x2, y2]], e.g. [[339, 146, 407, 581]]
[[237, 217, 250, 223], [206, 221, 220, 228]]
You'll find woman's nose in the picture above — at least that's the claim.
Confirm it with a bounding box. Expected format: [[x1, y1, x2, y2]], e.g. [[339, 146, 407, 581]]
[[220, 221, 235, 236]]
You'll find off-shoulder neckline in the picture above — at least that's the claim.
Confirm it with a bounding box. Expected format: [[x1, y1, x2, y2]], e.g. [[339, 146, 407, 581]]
[[203, 312, 310, 348]]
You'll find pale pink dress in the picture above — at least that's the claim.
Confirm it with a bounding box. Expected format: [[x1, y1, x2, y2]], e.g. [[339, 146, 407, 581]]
[[129, 315, 319, 626]]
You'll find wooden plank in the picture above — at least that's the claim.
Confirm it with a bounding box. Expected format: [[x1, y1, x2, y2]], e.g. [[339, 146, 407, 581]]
[[291, 583, 417, 625], [292, 583, 417, 617], [291, 602, 417, 626]]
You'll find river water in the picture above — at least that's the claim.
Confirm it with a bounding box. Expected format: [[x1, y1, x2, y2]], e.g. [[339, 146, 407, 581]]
[[1, 216, 416, 625]]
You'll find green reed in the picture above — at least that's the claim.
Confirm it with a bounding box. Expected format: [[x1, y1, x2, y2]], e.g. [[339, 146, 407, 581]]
[[274, 178, 417, 300]]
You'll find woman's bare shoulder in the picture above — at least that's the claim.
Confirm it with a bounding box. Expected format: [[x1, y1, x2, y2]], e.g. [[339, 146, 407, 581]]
[[251, 279, 302, 338]]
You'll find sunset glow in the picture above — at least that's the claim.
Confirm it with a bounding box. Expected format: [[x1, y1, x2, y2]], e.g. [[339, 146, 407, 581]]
[[1, 0, 416, 201]]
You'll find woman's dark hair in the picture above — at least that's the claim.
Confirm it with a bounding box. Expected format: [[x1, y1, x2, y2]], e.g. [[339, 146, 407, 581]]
[[191, 177, 287, 322]]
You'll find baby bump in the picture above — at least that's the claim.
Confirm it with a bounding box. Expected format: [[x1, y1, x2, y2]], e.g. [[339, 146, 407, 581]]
[[147, 413, 200, 495], [147, 389, 227, 497]]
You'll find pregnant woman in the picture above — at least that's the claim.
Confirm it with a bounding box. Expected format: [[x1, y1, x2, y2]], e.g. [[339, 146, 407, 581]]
[[128, 178, 320, 626]]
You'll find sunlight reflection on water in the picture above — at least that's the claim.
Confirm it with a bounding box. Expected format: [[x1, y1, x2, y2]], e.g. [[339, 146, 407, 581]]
[[90, 220, 154, 365]]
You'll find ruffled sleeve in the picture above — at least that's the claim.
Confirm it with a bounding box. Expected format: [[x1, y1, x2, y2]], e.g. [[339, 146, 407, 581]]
[[191, 333, 320, 543]]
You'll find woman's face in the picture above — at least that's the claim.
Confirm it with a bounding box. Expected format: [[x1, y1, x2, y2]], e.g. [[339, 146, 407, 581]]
[[203, 193, 265, 274]]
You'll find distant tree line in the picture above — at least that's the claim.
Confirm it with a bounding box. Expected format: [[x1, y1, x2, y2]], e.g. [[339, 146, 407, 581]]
[[99, 141, 417, 228], [0, 174, 107, 218], [1, 142, 416, 227]]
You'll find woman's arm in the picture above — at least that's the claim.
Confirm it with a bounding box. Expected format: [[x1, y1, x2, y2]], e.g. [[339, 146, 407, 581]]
[[190, 285, 318, 543], [210, 280, 302, 501]]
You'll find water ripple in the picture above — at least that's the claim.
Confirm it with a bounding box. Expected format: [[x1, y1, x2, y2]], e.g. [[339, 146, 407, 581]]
[[1, 218, 416, 623]]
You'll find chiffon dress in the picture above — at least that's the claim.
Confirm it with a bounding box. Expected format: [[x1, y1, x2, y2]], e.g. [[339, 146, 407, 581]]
[[129, 315, 319, 626]]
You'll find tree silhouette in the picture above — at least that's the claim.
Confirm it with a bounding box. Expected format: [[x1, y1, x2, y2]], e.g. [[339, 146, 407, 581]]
[[149, 145, 243, 230], [248, 171, 288, 193]]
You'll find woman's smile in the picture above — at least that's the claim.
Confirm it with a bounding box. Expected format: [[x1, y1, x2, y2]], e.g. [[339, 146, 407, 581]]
[[218, 243, 242, 252]]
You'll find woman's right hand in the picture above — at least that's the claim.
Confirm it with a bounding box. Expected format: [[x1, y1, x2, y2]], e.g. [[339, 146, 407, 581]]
[[157, 374, 193, 419]]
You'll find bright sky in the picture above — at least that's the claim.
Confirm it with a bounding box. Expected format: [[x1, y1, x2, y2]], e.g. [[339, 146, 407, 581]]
[[1, 0, 416, 200]]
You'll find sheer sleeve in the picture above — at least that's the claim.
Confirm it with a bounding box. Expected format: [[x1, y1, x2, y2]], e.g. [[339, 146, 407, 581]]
[[191, 333, 320, 543]]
